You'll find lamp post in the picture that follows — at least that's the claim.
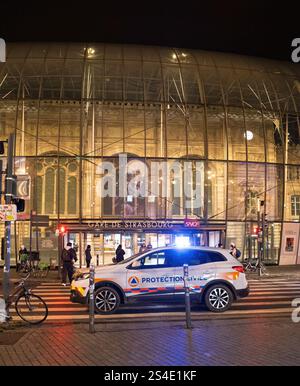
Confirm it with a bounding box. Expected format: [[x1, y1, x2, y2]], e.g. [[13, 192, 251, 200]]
[[3, 134, 15, 310], [257, 199, 265, 277]]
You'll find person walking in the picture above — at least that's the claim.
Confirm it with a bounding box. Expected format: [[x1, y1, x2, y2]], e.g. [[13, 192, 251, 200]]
[[17, 245, 29, 271], [139, 243, 147, 253], [61, 242, 77, 286], [85, 245, 92, 268], [115, 244, 125, 263], [229, 242, 242, 259]]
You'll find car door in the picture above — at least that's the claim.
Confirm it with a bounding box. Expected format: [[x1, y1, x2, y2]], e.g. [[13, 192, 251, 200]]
[[125, 249, 175, 300], [172, 249, 220, 298]]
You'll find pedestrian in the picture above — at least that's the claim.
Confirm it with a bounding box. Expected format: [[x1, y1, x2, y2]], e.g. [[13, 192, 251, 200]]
[[229, 242, 242, 259], [85, 245, 92, 268], [139, 243, 147, 253], [17, 245, 29, 271], [229, 243, 237, 257], [146, 242, 152, 250], [115, 244, 125, 263], [61, 242, 78, 286]]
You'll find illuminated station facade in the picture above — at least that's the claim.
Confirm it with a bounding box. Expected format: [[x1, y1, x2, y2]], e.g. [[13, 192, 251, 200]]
[[0, 42, 300, 266]]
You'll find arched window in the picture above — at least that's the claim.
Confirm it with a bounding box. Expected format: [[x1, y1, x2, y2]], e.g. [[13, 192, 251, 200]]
[[36, 176, 43, 214], [59, 168, 66, 214], [35, 155, 78, 216], [68, 176, 77, 214], [45, 168, 55, 214]]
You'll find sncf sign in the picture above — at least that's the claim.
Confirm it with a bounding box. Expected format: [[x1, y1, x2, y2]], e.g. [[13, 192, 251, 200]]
[[184, 219, 200, 228], [0, 38, 5, 62]]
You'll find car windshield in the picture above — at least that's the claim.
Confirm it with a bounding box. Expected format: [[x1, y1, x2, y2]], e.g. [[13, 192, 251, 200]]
[[116, 252, 143, 264]]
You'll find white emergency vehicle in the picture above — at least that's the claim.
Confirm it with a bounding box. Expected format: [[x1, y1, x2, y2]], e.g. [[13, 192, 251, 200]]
[[70, 246, 249, 314]]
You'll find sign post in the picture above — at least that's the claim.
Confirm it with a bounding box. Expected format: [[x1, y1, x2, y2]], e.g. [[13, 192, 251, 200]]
[[0, 38, 5, 63], [183, 264, 192, 329], [89, 264, 95, 333], [0, 205, 17, 222], [3, 134, 15, 315]]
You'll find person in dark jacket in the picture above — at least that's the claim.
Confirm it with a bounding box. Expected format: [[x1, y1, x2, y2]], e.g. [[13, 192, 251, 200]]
[[85, 245, 92, 268], [115, 244, 125, 263], [61, 242, 77, 286], [17, 245, 29, 271]]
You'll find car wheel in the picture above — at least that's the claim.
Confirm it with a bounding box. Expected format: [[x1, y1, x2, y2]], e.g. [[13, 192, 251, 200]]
[[204, 284, 233, 312], [94, 286, 120, 314]]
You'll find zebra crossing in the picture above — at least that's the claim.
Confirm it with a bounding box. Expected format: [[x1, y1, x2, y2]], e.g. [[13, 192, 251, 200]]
[[10, 278, 300, 323]]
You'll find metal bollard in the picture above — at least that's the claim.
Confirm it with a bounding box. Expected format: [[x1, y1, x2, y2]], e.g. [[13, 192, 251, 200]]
[[183, 264, 192, 329], [89, 264, 95, 333]]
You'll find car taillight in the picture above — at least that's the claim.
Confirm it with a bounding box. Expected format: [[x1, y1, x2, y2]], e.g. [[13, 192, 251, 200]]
[[232, 265, 245, 273]]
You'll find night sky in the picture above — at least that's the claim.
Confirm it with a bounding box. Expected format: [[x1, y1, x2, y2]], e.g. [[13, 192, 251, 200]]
[[0, 0, 299, 61]]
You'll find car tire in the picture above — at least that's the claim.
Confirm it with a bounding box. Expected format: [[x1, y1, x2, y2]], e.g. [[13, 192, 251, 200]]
[[94, 286, 120, 314], [204, 284, 233, 313]]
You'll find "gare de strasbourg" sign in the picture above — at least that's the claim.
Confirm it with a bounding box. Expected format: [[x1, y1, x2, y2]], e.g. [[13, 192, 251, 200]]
[[87, 219, 200, 230], [88, 221, 174, 230]]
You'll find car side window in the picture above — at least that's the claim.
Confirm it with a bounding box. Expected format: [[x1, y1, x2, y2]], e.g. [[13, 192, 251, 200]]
[[205, 251, 226, 263], [129, 251, 172, 269], [169, 249, 225, 267]]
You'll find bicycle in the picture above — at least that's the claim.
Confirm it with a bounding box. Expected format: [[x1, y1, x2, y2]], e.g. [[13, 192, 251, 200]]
[[17, 259, 49, 279], [6, 273, 48, 324], [243, 258, 268, 275]]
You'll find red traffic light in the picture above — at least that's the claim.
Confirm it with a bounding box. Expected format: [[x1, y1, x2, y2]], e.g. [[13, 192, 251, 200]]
[[56, 225, 67, 235]]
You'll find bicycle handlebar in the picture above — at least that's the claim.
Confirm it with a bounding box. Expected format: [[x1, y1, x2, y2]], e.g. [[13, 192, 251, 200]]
[[15, 273, 31, 287]]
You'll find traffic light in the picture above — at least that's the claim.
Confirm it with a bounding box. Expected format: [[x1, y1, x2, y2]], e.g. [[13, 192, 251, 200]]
[[253, 225, 259, 235], [262, 213, 268, 227], [56, 225, 67, 236], [12, 197, 25, 212], [0, 141, 4, 154]]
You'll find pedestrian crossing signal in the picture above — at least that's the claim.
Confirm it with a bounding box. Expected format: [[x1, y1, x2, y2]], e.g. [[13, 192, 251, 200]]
[[56, 225, 67, 236], [11, 198, 25, 212]]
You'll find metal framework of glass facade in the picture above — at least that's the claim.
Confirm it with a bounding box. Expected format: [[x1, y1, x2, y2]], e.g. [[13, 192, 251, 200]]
[[0, 43, 300, 265]]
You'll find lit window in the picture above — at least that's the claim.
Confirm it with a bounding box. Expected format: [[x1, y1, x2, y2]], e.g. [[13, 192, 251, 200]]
[[291, 195, 300, 216]]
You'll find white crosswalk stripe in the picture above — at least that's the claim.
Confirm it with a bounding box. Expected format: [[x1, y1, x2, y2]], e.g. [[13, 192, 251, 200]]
[[9, 278, 300, 323]]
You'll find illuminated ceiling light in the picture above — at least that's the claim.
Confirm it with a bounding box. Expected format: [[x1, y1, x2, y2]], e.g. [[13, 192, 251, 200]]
[[181, 53, 187, 57], [175, 236, 190, 248], [172, 53, 177, 60], [87, 47, 95, 58], [244, 130, 254, 141]]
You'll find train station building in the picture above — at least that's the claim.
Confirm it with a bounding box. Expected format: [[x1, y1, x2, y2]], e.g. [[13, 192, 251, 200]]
[[0, 42, 300, 266]]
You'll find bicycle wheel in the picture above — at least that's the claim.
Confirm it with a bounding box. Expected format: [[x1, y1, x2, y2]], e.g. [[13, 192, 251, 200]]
[[15, 293, 48, 324]]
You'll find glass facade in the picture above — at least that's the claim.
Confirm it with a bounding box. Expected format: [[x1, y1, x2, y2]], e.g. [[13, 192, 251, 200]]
[[0, 43, 300, 266]]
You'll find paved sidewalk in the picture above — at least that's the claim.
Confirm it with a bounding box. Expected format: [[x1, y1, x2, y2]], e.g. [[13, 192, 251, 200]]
[[247, 265, 300, 280], [0, 317, 300, 366]]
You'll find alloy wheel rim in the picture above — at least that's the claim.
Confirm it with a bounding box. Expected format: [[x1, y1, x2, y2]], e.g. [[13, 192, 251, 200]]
[[95, 290, 117, 312], [209, 288, 229, 309]]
